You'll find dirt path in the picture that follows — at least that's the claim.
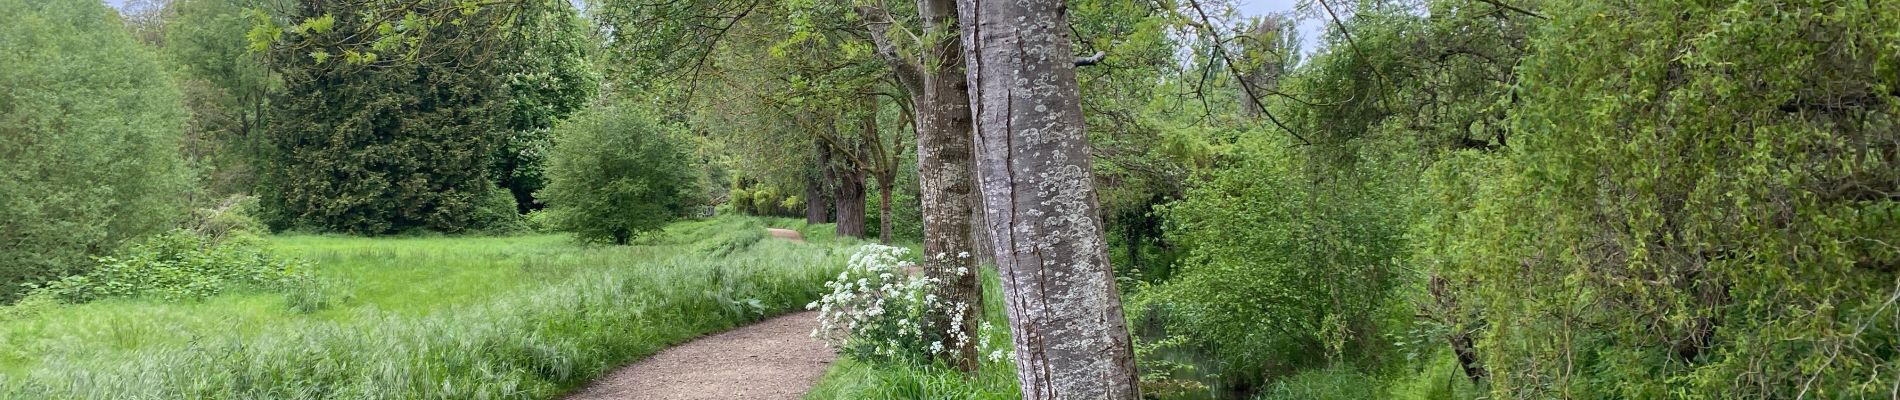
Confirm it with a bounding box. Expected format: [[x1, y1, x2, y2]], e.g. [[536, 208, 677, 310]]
[[765, 228, 805, 243], [565, 311, 835, 400]]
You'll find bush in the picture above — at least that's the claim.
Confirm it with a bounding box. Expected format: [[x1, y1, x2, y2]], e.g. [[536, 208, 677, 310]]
[[538, 105, 702, 245], [1414, 1, 1900, 397], [809, 245, 1006, 365], [30, 231, 312, 304], [523, 209, 558, 233], [731, 188, 754, 215], [0, 0, 192, 302], [468, 184, 526, 233], [186, 195, 268, 242]]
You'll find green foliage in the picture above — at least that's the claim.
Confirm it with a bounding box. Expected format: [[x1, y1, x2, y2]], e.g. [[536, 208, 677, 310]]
[[0, 217, 847, 398], [492, 0, 600, 211], [539, 105, 704, 245], [259, 1, 511, 234], [30, 231, 312, 304], [162, 0, 285, 197], [0, 0, 192, 302], [1418, 1, 1900, 397], [732, 188, 755, 215], [1253, 367, 1381, 400], [1155, 80, 1414, 384], [468, 184, 527, 233]]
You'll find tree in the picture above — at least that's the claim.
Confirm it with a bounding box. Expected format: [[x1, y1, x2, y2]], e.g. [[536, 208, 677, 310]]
[[258, 1, 511, 234], [538, 105, 701, 245], [957, 0, 1141, 397], [162, 0, 285, 199], [492, 0, 599, 213], [857, 0, 987, 369], [0, 0, 191, 301]]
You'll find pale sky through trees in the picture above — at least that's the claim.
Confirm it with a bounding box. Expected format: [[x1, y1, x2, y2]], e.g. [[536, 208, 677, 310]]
[[101, 0, 1322, 52], [1238, 0, 1325, 56]]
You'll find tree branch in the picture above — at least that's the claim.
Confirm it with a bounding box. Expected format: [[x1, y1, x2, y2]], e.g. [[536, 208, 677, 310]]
[[856, 4, 927, 95], [1073, 51, 1106, 66], [1472, 0, 1546, 20]]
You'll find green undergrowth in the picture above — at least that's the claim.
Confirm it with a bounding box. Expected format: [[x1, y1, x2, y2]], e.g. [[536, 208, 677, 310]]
[[802, 265, 1022, 400], [0, 216, 850, 399]]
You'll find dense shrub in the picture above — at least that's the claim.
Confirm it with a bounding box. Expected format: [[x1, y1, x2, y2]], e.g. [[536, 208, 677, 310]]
[[0, 0, 192, 302], [538, 105, 703, 244], [30, 231, 312, 304], [1412, 1, 1900, 397], [260, 1, 510, 234], [468, 185, 527, 233], [1154, 129, 1412, 383]]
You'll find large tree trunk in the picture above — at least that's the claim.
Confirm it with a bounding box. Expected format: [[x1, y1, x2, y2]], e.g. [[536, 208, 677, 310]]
[[861, 0, 984, 371], [834, 167, 867, 238], [957, 0, 1140, 397]]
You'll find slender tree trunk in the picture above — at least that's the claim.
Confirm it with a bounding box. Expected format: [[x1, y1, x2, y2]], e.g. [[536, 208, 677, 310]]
[[807, 144, 831, 224], [878, 176, 895, 244], [863, 97, 897, 244], [818, 137, 841, 225], [957, 0, 1140, 397], [861, 0, 984, 371]]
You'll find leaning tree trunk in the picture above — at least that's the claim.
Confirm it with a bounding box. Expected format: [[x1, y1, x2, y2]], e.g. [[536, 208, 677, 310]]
[[861, 0, 984, 371], [957, 0, 1140, 397]]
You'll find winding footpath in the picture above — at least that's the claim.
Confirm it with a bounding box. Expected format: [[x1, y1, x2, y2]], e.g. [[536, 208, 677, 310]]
[[564, 229, 834, 400]]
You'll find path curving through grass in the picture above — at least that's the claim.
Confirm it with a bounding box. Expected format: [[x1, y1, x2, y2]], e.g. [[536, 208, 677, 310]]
[[562, 311, 834, 400]]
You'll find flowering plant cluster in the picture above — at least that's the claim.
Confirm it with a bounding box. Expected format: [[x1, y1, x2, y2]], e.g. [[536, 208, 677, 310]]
[[808, 245, 1009, 365]]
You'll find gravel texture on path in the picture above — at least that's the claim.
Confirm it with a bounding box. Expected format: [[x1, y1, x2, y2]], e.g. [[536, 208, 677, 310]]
[[564, 310, 835, 400]]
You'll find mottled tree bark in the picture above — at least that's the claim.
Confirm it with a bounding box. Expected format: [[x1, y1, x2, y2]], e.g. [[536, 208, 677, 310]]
[[956, 0, 1140, 398], [861, 0, 983, 371], [830, 139, 866, 238]]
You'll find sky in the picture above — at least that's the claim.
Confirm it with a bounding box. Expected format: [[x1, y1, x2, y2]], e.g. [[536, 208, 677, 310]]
[[1236, 0, 1328, 56]]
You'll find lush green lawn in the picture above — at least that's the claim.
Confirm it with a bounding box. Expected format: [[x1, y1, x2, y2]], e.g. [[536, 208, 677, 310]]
[[0, 217, 850, 399]]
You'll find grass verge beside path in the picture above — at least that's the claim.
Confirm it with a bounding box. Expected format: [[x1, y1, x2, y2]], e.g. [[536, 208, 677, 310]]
[[0, 216, 850, 399]]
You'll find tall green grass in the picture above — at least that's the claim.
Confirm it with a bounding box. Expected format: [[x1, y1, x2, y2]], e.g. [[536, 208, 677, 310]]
[[0, 217, 849, 399]]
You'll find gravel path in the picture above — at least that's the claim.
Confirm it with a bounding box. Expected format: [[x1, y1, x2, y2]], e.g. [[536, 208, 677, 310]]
[[564, 229, 830, 400], [564, 311, 835, 400], [765, 228, 806, 243]]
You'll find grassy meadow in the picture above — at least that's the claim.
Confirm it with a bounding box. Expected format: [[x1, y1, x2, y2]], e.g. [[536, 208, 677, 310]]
[[0, 217, 850, 399]]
